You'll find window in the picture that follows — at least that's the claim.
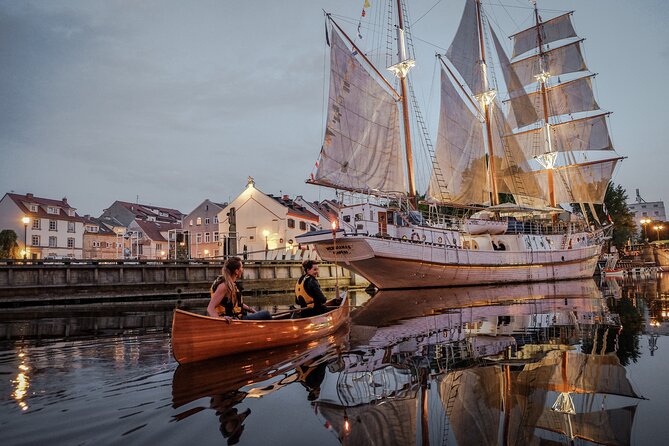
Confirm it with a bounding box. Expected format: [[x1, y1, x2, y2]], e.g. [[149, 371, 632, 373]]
[[299, 221, 307, 230], [213, 231, 219, 242], [343, 215, 351, 223], [155, 243, 162, 251], [30, 204, 38, 212], [47, 206, 59, 214], [214, 215, 219, 224], [67, 238, 75, 248], [205, 217, 211, 225], [31, 235, 40, 246], [204, 232, 211, 243], [49, 220, 57, 231], [105, 242, 112, 248], [196, 217, 202, 225], [67, 221, 75, 233], [32, 219, 40, 230], [287, 218, 295, 228], [189, 219, 193, 226], [196, 233, 202, 243], [68, 209, 75, 217], [49, 236, 57, 247], [92, 241, 100, 248]]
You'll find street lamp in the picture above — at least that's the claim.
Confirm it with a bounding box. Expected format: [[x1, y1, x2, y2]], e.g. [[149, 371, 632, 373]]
[[262, 230, 270, 260], [640, 218, 652, 242], [654, 224, 664, 242], [21, 216, 30, 259]]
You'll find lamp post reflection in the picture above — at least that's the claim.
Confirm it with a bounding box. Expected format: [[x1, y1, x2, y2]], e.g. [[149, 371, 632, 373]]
[[21, 216, 30, 259], [12, 348, 30, 411]]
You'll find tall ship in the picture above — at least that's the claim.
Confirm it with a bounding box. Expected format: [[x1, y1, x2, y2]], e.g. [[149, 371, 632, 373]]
[[297, 0, 624, 289]]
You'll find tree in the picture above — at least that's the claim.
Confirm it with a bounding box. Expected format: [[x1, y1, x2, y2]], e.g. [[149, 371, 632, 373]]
[[572, 182, 636, 251], [0, 229, 20, 259]]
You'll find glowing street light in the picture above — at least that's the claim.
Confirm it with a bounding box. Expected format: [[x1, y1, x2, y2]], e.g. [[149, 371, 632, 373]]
[[21, 216, 30, 260], [640, 218, 652, 241], [654, 224, 664, 242]]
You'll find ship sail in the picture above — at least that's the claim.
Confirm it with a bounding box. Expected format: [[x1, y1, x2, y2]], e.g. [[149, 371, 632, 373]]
[[499, 6, 624, 206], [312, 29, 406, 195], [428, 0, 545, 207]]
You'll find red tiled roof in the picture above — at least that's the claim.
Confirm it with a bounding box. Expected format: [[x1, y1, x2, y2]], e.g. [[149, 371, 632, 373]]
[[6, 192, 86, 223], [114, 200, 185, 222], [268, 195, 320, 222], [134, 219, 181, 242]]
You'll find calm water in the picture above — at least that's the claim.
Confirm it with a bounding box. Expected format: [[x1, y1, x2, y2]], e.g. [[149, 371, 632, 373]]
[[1, 278, 669, 445]]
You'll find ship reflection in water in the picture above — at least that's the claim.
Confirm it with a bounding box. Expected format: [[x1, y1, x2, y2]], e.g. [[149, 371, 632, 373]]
[[172, 279, 645, 445]]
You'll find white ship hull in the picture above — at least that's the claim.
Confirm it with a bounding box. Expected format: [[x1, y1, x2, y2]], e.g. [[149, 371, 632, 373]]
[[298, 231, 600, 289]]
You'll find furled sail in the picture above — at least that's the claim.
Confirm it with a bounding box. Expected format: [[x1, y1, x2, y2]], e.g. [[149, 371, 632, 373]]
[[427, 68, 489, 205], [446, 0, 484, 96], [511, 12, 577, 58], [313, 30, 406, 194]]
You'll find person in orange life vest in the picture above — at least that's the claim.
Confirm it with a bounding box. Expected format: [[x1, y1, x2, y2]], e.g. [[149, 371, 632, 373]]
[[207, 256, 271, 321], [294, 260, 329, 317]]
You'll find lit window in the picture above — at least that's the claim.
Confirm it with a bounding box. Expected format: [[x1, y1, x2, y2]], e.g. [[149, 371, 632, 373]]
[[196, 217, 202, 225]]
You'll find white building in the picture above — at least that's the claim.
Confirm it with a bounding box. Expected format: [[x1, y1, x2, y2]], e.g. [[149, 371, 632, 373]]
[[218, 178, 320, 260], [628, 188, 666, 229], [0, 192, 85, 259]]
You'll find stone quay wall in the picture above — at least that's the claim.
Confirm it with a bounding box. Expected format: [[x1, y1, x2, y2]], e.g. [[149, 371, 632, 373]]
[[0, 260, 367, 306]]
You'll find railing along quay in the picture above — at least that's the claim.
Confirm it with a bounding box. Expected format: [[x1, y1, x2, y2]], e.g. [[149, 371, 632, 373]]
[[0, 259, 367, 306]]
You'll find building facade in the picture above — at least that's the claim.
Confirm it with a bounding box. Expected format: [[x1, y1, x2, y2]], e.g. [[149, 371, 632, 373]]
[[182, 199, 227, 259], [0, 193, 85, 259], [217, 178, 320, 260], [82, 215, 121, 259]]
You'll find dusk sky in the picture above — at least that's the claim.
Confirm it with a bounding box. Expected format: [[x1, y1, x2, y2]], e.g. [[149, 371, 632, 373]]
[[1, 0, 667, 216]]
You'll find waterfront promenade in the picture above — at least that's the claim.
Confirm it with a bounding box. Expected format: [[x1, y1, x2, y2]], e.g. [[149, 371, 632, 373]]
[[0, 259, 366, 306]]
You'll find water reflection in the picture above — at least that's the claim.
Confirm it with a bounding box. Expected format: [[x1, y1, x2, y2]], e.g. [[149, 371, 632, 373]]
[[171, 327, 349, 444], [165, 279, 646, 445]]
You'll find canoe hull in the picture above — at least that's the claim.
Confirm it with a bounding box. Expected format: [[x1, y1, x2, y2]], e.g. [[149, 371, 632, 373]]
[[171, 298, 349, 364]]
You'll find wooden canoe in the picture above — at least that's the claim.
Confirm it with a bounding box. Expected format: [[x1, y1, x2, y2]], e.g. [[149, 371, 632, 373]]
[[171, 292, 349, 364]]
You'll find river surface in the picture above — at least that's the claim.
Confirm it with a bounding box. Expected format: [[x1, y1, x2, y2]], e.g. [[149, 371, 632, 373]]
[[1, 276, 669, 445]]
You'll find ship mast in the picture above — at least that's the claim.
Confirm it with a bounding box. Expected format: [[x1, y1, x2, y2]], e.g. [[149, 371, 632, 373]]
[[475, 0, 499, 206], [532, 0, 557, 208], [389, 0, 417, 208]]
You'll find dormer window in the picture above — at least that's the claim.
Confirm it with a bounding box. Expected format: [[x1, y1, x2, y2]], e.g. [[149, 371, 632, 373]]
[[47, 206, 59, 214], [30, 204, 38, 212], [148, 216, 156, 222], [68, 209, 75, 217]]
